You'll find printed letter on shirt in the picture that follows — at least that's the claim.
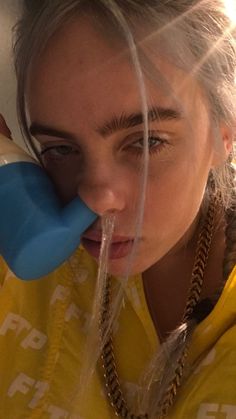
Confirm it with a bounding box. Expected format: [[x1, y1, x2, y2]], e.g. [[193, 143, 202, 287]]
[[221, 405, 236, 419], [50, 285, 69, 305], [197, 403, 219, 418], [47, 404, 69, 419], [197, 403, 236, 418], [21, 328, 47, 350], [8, 373, 35, 397], [65, 303, 81, 322], [0, 313, 30, 336]]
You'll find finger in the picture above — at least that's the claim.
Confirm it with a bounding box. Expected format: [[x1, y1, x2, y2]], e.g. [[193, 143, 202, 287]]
[[0, 114, 12, 139]]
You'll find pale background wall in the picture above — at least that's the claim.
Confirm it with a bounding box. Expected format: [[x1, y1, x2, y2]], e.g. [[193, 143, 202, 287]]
[[0, 0, 23, 145]]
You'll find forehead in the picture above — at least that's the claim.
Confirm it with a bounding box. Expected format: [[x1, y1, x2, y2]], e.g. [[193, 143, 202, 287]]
[[27, 16, 205, 128]]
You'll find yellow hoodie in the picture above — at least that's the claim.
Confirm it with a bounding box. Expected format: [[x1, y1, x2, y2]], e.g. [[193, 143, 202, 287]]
[[0, 247, 235, 419]]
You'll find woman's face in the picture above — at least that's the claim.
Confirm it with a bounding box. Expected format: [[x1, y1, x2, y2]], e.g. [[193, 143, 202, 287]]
[[27, 17, 224, 276]]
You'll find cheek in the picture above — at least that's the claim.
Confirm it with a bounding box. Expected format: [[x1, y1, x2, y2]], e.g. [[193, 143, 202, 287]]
[[144, 157, 208, 228], [44, 163, 78, 203]]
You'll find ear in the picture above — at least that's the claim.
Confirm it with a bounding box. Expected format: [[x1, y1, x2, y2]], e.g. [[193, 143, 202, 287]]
[[212, 123, 234, 167]]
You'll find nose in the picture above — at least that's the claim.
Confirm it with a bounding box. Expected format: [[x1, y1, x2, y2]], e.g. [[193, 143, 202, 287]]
[[77, 164, 126, 216]]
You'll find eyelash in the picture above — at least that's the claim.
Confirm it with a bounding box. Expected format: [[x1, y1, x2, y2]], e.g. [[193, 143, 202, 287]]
[[40, 144, 80, 159], [40, 133, 169, 161], [127, 134, 169, 157]]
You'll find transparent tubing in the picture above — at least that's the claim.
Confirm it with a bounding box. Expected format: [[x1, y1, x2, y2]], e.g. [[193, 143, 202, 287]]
[[71, 1, 150, 412]]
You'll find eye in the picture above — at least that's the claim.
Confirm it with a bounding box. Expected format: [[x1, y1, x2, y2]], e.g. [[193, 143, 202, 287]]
[[40, 144, 80, 160], [133, 136, 162, 149], [126, 132, 170, 157]]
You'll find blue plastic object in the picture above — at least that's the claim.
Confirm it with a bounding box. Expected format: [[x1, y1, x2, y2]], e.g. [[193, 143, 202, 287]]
[[0, 161, 97, 280]]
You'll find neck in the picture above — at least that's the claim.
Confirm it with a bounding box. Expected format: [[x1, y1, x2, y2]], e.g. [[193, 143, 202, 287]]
[[142, 208, 225, 341]]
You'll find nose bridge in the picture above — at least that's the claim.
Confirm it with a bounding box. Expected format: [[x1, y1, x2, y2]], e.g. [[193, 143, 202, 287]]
[[77, 157, 126, 216]]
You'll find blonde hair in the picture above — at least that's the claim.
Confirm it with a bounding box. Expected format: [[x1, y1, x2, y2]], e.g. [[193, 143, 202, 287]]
[[13, 1, 236, 417], [14, 0, 236, 205]]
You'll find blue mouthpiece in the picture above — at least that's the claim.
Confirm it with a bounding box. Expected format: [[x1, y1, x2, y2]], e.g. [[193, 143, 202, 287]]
[[0, 161, 97, 280]]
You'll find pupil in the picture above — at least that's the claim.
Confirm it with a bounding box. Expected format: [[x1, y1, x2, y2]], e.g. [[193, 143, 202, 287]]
[[57, 145, 71, 154]]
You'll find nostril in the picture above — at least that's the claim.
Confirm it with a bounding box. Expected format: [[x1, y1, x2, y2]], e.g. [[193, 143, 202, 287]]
[[101, 209, 118, 218], [78, 185, 124, 216]]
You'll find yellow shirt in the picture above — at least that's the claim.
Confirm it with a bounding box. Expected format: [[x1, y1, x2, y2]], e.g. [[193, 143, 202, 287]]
[[0, 247, 236, 419]]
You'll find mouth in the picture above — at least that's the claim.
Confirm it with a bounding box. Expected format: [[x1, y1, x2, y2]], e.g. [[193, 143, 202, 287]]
[[81, 232, 135, 260]]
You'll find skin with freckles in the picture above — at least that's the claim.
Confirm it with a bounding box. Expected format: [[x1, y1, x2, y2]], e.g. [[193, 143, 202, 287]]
[[26, 17, 230, 334]]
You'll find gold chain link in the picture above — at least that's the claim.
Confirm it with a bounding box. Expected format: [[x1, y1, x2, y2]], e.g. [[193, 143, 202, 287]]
[[100, 195, 218, 419]]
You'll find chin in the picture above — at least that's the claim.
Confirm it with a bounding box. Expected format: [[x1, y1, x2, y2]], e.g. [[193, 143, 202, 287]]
[[105, 256, 150, 277]]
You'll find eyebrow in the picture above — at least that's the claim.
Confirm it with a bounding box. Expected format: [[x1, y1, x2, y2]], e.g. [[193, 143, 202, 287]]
[[29, 124, 78, 142], [29, 106, 183, 140]]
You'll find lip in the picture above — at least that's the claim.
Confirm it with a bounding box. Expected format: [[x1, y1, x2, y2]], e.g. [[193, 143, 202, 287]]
[[81, 232, 135, 259]]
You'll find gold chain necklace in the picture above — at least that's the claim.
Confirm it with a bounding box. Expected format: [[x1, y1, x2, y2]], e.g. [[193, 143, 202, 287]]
[[100, 195, 218, 419]]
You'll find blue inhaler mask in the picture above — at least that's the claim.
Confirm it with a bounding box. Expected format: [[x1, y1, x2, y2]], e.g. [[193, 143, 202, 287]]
[[0, 133, 97, 280]]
